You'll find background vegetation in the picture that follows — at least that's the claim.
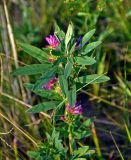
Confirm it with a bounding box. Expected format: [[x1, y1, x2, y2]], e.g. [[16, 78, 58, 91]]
[[0, 0, 131, 159]]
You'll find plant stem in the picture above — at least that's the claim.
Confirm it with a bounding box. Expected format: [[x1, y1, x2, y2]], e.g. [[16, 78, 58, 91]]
[[68, 124, 73, 155], [91, 122, 102, 157]]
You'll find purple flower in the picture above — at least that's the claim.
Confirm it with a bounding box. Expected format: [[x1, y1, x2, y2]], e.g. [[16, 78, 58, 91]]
[[43, 77, 57, 90], [45, 35, 60, 49], [66, 103, 83, 115], [76, 35, 89, 48], [76, 35, 83, 48]]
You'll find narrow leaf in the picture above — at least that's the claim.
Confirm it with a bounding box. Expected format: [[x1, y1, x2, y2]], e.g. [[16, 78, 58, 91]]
[[65, 23, 73, 49], [64, 58, 73, 79], [24, 83, 61, 100], [67, 85, 76, 107], [74, 56, 96, 66], [76, 74, 110, 84], [82, 29, 96, 47], [27, 102, 58, 113], [18, 42, 49, 63], [11, 64, 52, 76], [82, 41, 101, 55], [58, 75, 68, 96], [33, 67, 57, 90], [54, 22, 65, 41]]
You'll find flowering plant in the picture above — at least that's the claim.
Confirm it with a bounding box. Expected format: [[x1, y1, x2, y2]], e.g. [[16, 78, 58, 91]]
[[12, 23, 109, 159]]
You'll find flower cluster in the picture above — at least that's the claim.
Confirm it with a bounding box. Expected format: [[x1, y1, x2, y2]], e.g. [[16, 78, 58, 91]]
[[42, 35, 60, 90], [60, 103, 83, 122], [43, 77, 57, 90], [45, 35, 60, 63], [66, 103, 83, 115], [45, 35, 60, 49]]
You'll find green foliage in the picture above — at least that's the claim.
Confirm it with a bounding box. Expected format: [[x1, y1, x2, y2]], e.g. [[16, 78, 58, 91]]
[[64, 57, 73, 79], [76, 74, 110, 84], [27, 102, 59, 113], [25, 83, 62, 100], [12, 23, 110, 159], [73, 146, 95, 159], [82, 41, 102, 56], [11, 64, 52, 75], [58, 75, 68, 96], [18, 43, 49, 63], [74, 56, 96, 66], [65, 23, 74, 49], [12, 22, 110, 121], [82, 29, 96, 47], [27, 129, 66, 160], [67, 85, 76, 107], [1, 0, 131, 159]]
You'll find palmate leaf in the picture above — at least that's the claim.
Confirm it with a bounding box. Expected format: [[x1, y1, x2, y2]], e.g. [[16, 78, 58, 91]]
[[74, 56, 96, 66], [27, 101, 59, 113], [11, 64, 52, 76], [82, 29, 96, 47], [18, 42, 49, 63], [75, 74, 110, 84], [82, 41, 101, 55]]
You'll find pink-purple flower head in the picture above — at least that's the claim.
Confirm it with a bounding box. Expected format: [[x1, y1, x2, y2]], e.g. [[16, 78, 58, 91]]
[[45, 35, 60, 49], [43, 77, 57, 90], [66, 103, 83, 115]]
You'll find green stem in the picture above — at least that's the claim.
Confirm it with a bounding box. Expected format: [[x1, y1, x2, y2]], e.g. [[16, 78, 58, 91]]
[[68, 124, 73, 155]]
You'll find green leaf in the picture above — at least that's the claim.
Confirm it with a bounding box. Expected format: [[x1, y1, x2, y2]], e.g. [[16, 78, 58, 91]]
[[51, 49, 62, 56], [33, 67, 57, 90], [24, 83, 62, 101], [80, 118, 94, 128], [70, 43, 76, 54], [27, 102, 58, 113], [76, 74, 110, 84], [67, 85, 76, 107], [54, 22, 61, 33], [58, 75, 68, 96], [11, 64, 52, 76], [74, 56, 96, 66], [18, 42, 49, 63], [82, 41, 101, 55], [54, 23, 65, 41], [27, 151, 41, 158], [82, 29, 96, 47], [65, 23, 73, 49], [74, 130, 91, 139], [73, 146, 89, 157], [64, 58, 73, 79]]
